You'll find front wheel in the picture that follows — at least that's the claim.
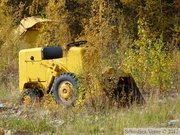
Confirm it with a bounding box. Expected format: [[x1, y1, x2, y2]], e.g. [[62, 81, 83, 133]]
[[53, 73, 78, 107]]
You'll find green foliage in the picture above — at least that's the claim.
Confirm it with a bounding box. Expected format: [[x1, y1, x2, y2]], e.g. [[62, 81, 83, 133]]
[[123, 35, 172, 91], [170, 49, 180, 89]]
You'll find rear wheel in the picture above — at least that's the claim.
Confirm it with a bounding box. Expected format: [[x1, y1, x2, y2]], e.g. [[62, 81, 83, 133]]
[[20, 88, 36, 105], [53, 73, 78, 107], [20, 88, 44, 105]]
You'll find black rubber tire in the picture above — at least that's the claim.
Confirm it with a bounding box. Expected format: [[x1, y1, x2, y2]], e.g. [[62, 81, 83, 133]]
[[19, 88, 36, 105], [20, 87, 44, 105], [53, 72, 78, 107], [27, 88, 36, 101]]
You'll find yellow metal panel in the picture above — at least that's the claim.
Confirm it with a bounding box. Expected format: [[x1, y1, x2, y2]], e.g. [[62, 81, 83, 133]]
[[25, 47, 42, 61], [22, 29, 40, 45], [66, 47, 86, 74], [19, 47, 45, 92], [19, 46, 98, 92], [19, 50, 27, 92], [26, 61, 47, 81]]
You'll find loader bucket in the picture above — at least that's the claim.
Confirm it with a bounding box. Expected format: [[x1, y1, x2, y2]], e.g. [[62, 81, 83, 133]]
[[114, 74, 145, 105], [102, 72, 145, 106]]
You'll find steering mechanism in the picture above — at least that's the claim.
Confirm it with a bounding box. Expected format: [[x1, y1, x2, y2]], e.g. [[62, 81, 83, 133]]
[[66, 40, 87, 47]]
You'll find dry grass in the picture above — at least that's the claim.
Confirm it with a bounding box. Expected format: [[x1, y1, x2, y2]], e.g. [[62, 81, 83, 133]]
[[0, 81, 179, 135]]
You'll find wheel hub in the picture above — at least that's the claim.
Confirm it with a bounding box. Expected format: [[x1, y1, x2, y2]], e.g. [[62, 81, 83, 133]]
[[58, 81, 74, 102]]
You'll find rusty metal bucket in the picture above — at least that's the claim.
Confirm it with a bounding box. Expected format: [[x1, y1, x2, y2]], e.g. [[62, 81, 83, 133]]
[[102, 68, 145, 106]]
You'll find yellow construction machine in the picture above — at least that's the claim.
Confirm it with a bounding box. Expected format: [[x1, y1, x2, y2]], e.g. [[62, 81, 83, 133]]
[[19, 40, 145, 107]]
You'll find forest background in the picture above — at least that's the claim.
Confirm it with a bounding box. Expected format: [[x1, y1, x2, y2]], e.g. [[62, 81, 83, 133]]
[[0, 0, 179, 92]]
